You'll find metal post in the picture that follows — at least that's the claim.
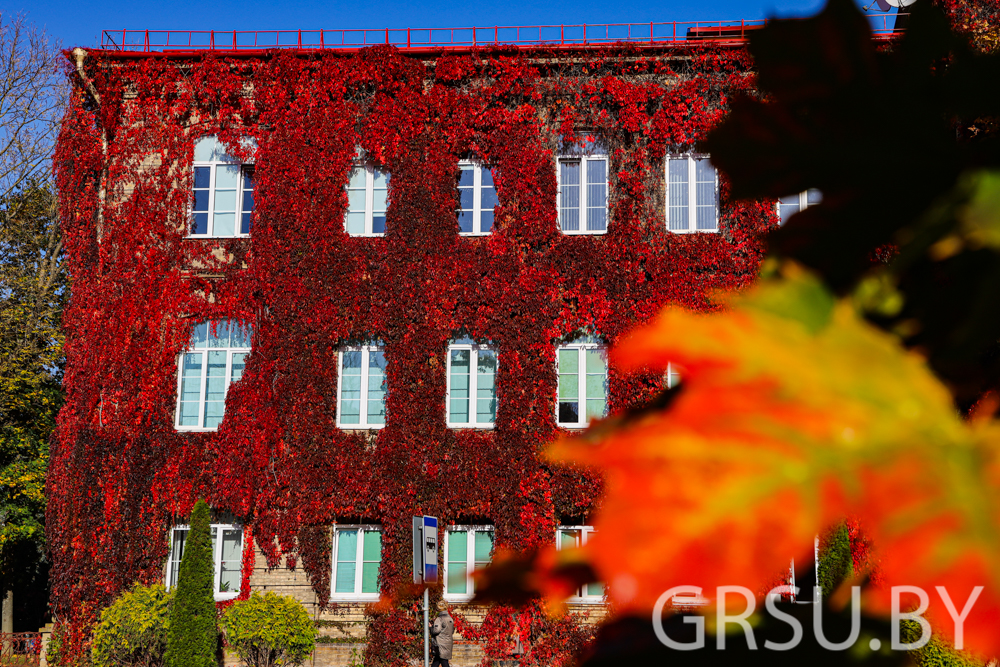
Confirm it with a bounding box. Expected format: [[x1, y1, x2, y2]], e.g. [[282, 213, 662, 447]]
[[423, 587, 429, 667]]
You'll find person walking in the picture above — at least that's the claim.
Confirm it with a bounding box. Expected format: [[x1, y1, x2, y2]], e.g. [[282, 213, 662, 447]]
[[430, 599, 454, 667]]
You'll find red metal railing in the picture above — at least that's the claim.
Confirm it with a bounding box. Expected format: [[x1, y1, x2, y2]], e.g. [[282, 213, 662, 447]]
[[99, 15, 905, 53]]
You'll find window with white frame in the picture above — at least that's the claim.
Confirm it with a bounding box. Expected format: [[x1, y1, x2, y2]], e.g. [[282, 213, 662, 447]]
[[331, 525, 382, 599], [557, 137, 608, 234], [457, 162, 498, 235], [346, 164, 390, 236], [176, 320, 252, 430], [166, 523, 243, 600], [447, 338, 497, 428], [337, 344, 387, 428], [190, 136, 255, 237], [778, 189, 822, 225], [556, 338, 608, 428], [556, 526, 605, 601], [666, 362, 681, 389], [444, 526, 494, 600], [666, 154, 718, 233]]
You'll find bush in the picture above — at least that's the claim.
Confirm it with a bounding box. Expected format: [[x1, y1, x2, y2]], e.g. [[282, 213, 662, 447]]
[[91, 583, 173, 667], [222, 593, 316, 667], [817, 522, 853, 598], [164, 500, 219, 667]]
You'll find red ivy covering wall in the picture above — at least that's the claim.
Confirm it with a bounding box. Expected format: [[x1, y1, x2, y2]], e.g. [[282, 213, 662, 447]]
[[50, 43, 774, 665]]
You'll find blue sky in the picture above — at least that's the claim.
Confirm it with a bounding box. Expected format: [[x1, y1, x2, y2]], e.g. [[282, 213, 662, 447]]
[[23, 0, 886, 50]]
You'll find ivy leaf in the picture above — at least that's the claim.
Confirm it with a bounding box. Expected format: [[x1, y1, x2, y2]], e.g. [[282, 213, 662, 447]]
[[549, 265, 1000, 655]]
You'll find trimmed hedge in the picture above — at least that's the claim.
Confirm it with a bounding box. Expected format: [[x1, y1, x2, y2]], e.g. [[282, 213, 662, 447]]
[[222, 593, 316, 667]]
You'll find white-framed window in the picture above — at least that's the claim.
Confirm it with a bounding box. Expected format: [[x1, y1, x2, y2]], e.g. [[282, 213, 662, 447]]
[[778, 189, 822, 225], [331, 525, 383, 600], [337, 344, 387, 429], [190, 136, 255, 238], [556, 526, 605, 601], [557, 137, 608, 234], [457, 161, 498, 235], [666, 154, 718, 233], [175, 320, 252, 431], [446, 338, 497, 428], [444, 525, 494, 600], [346, 164, 390, 236], [166, 523, 243, 601], [556, 338, 608, 428]]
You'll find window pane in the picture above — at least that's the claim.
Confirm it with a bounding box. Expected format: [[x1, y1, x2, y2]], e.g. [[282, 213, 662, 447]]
[[458, 211, 474, 234], [193, 166, 211, 190], [480, 210, 494, 234], [474, 531, 493, 565], [778, 195, 800, 225], [458, 166, 475, 187], [240, 212, 252, 235], [586, 582, 605, 596], [558, 402, 579, 424], [203, 350, 227, 429], [450, 349, 470, 423], [194, 136, 225, 162], [213, 213, 236, 237], [192, 213, 208, 235], [668, 158, 689, 231], [367, 350, 387, 425], [559, 529, 580, 549], [447, 530, 468, 595], [476, 350, 496, 425], [447, 561, 468, 595], [558, 349, 579, 400], [340, 352, 362, 424], [346, 212, 365, 235], [242, 190, 255, 214], [231, 323, 252, 348], [208, 321, 232, 347], [586, 159, 607, 232], [190, 322, 208, 349], [169, 529, 187, 588], [371, 215, 386, 235], [361, 530, 381, 594], [806, 188, 823, 205], [459, 188, 474, 210], [178, 353, 203, 426], [349, 168, 366, 189], [219, 529, 242, 594], [231, 352, 247, 383], [335, 529, 359, 593], [481, 184, 498, 210], [193, 189, 209, 213], [482, 168, 495, 187], [695, 158, 717, 231], [242, 168, 254, 193], [215, 165, 240, 191], [560, 161, 580, 231]]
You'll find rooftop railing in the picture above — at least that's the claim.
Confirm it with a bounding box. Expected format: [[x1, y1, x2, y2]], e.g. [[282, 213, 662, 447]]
[[99, 15, 905, 53]]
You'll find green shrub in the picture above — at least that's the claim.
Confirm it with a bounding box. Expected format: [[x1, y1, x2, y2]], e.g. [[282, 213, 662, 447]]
[[91, 583, 173, 667], [165, 500, 219, 667], [901, 620, 984, 667], [222, 593, 316, 667]]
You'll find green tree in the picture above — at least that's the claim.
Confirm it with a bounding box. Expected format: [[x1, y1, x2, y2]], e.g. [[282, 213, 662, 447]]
[[0, 180, 63, 623], [164, 500, 218, 667]]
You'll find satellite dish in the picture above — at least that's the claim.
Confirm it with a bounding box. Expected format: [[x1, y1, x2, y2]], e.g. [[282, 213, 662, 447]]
[[874, 0, 917, 8]]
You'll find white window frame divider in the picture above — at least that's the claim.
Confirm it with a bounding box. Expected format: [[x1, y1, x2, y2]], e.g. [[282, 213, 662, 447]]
[[329, 524, 383, 601], [446, 341, 497, 429], [777, 188, 823, 226], [336, 344, 387, 430], [555, 340, 608, 430], [166, 523, 243, 601], [665, 153, 719, 234], [555, 525, 605, 603], [443, 524, 495, 602]]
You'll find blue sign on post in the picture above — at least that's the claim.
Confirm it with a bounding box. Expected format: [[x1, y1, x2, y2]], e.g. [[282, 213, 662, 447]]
[[412, 515, 439, 584]]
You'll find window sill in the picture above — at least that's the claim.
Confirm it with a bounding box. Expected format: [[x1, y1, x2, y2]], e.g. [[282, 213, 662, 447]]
[[457, 232, 492, 237], [329, 595, 380, 602], [185, 235, 251, 240], [175, 426, 220, 433], [446, 423, 495, 430], [214, 592, 239, 602], [558, 230, 608, 236], [567, 597, 607, 605], [442, 594, 476, 602], [337, 424, 386, 431], [667, 228, 719, 234], [346, 233, 386, 238]]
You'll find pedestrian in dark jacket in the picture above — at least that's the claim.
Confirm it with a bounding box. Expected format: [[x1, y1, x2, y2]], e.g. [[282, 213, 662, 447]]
[[430, 599, 454, 667]]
